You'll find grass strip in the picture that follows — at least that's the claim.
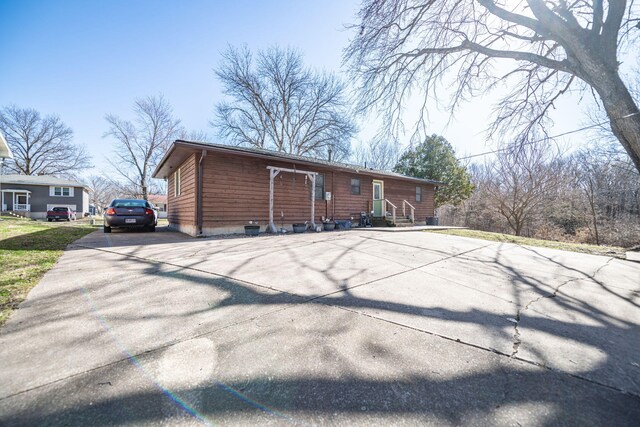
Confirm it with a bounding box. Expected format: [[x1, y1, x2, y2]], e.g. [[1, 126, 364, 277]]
[[0, 217, 97, 326], [426, 228, 625, 258]]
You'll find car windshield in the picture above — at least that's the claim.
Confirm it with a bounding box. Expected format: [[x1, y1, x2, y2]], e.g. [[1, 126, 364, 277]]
[[52, 207, 68, 212], [112, 200, 147, 208]]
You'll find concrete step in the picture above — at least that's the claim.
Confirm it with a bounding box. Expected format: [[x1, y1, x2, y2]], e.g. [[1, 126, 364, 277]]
[[371, 217, 416, 227], [380, 217, 414, 227], [371, 217, 388, 227], [394, 221, 415, 227]]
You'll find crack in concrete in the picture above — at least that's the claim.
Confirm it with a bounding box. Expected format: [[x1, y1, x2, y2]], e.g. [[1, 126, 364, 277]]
[[509, 257, 614, 358], [333, 303, 640, 399], [510, 277, 580, 357]]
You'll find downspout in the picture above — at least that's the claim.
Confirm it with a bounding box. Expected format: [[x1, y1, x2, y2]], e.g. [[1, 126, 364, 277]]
[[197, 149, 206, 236]]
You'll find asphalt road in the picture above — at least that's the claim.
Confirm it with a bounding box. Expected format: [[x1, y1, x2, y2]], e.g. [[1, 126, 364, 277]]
[[1, 227, 639, 426]]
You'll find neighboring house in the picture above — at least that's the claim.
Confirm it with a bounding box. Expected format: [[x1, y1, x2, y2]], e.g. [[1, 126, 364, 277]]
[[152, 140, 444, 236], [0, 175, 91, 219], [148, 194, 168, 219]]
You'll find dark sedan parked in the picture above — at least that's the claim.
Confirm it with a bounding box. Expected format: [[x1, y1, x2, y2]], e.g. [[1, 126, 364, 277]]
[[104, 199, 157, 233]]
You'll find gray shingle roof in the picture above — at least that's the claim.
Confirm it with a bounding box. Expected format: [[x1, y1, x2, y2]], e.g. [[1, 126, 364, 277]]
[[169, 140, 446, 185], [0, 174, 89, 189]]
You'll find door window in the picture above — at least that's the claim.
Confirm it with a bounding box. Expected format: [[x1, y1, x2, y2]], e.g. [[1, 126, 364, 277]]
[[373, 182, 382, 200]]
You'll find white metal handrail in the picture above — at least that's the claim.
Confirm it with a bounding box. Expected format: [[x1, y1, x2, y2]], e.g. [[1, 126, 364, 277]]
[[402, 200, 415, 223], [14, 204, 30, 211], [384, 199, 397, 225]]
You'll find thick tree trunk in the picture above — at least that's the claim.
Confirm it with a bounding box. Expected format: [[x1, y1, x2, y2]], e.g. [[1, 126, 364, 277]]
[[580, 66, 640, 172], [598, 78, 640, 172]]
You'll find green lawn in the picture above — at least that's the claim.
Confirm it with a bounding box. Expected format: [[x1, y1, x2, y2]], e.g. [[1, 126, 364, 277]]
[[427, 228, 626, 258], [0, 217, 97, 326]]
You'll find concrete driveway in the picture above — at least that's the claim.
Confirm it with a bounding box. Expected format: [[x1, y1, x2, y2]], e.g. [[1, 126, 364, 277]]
[[1, 227, 639, 426]]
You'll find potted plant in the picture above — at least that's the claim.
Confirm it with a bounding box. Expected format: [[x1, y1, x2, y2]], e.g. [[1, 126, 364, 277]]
[[292, 222, 307, 233], [244, 221, 260, 236], [323, 217, 336, 231]]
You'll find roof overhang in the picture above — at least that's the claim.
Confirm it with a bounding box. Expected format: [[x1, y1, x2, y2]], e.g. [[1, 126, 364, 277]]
[[153, 140, 446, 186], [153, 142, 201, 179], [0, 131, 13, 159]]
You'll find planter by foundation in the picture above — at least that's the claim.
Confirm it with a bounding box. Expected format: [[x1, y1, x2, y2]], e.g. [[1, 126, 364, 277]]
[[292, 223, 307, 233], [323, 222, 336, 231], [244, 225, 260, 236]]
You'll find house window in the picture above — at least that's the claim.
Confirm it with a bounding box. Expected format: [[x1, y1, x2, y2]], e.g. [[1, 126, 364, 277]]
[[53, 187, 71, 196], [174, 168, 181, 197], [416, 186, 422, 202], [351, 178, 361, 195], [314, 174, 324, 200]]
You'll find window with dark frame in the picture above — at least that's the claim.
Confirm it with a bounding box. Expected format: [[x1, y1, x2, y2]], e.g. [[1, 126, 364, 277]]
[[416, 186, 422, 202], [350, 178, 361, 195], [314, 174, 324, 200]]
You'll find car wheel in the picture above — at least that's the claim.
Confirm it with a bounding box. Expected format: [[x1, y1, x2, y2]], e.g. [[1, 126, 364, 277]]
[[148, 225, 156, 232], [104, 225, 111, 233], [47, 218, 52, 222]]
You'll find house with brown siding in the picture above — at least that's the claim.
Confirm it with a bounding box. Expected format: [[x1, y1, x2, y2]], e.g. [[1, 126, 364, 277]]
[[152, 140, 444, 236]]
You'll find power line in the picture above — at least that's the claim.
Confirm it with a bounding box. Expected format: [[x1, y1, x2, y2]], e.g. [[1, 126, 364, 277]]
[[457, 111, 640, 161]]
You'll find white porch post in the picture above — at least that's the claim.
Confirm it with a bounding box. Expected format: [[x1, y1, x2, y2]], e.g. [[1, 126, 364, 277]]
[[308, 173, 316, 229]]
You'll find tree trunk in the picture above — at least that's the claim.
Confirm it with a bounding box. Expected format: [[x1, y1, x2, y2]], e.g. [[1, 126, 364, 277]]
[[141, 181, 148, 201], [514, 222, 522, 237], [585, 70, 640, 172]]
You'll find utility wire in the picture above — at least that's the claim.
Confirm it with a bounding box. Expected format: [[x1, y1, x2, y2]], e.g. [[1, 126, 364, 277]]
[[457, 111, 640, 161]]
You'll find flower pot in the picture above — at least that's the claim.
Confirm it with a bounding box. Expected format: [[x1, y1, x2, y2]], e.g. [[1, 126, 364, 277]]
[[292, 223, 307, 233], [323, 222, 336, 231], [244, 225, 260, 236]]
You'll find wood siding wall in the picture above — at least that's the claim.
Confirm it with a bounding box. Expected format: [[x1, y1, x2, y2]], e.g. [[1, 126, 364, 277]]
[[189, 151, 436, 229], [167, 153, 197, 227]]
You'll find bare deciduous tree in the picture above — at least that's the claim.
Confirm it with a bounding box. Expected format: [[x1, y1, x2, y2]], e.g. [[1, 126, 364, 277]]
[[104, 95, 181, 200], [213, 45, 356, 160], [178, 129, 211, 143], [352, 137, 400, 170], [87, 175, 119, 212], [0, 105, 91, 176], [485, 141, 560, 236], [573, 143, 640, 245], [346, 1, 640, 172]]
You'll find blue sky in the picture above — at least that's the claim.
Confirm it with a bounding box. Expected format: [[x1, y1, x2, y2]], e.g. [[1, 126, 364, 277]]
[[1, 0, 590, 176]]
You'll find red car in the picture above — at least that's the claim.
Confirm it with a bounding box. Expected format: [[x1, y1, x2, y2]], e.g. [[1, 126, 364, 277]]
[[47, 207, 77, 222]]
